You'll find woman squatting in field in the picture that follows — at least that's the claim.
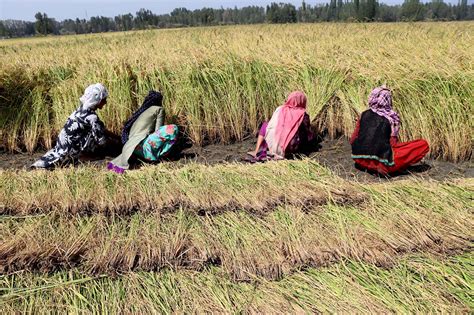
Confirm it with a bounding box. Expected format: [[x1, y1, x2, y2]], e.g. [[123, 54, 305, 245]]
[[350, 86, 429, 176], [31, 83, 116, 169], [107, 91, 179, 174], [248, 91, 315, 162]]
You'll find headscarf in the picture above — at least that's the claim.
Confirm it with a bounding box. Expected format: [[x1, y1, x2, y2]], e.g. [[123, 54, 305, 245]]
[[265, 91, 307, 157], [368, 86, 400, 137], [79, 83, 108, 110], [121, 90, 163, 144]]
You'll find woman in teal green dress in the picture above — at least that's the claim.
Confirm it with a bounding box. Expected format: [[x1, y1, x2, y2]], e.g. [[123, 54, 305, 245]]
[[108, 91, 179, 173]]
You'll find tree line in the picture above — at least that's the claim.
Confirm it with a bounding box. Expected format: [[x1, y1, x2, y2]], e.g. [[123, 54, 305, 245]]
[[1, 0, 472, 38]]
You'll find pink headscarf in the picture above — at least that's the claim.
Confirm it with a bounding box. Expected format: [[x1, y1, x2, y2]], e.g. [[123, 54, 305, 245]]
[[274, 91, 307, 153], [368, 86, 400, 137]]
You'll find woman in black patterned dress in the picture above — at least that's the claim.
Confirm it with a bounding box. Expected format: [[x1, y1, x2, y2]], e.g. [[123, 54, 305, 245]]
[[31, 83, 111, 169]]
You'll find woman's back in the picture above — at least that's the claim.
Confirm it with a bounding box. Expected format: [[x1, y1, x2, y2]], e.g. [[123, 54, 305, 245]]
[[129, 106, 162, 137], [351, 110, 393, 165]]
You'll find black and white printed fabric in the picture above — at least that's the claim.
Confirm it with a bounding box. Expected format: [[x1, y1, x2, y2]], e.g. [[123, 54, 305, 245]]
[[32, 83, 108, 169]]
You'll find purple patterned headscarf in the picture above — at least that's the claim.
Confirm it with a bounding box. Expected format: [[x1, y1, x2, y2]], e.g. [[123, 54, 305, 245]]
[[368, 86, 400, 137]]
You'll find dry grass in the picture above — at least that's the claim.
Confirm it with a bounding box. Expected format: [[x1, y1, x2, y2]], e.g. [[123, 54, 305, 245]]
[[0, 161, 472, 279], [0, 160, 472, 312], [1, 253, 472, 313], [1, 23, 473, 160], [0, 22, 473, 312], [0, 160, 366, 216]]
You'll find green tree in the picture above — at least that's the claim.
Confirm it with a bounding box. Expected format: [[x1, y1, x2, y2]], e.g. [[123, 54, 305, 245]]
[[0, 21, 6, 37], [355, 0, 360, 18], [34, 12, 46, 35], [266, 2, 297, 23], [457, 0, 468, 20], [34, 12, 55, 35], [401, 0, 425, 21], [426, 0, 450, 20]]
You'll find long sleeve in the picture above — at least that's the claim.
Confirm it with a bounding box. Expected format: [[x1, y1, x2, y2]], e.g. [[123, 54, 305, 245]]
[[154, 107, 164, 131], [109, 106, 163, 172], [88, 113, 107, 146], [350, 117, 361, 145]]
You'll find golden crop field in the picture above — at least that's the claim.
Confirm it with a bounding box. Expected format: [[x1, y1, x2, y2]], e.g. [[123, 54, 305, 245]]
[[0, 23, 473, 313], [1, 22, 473, 160]]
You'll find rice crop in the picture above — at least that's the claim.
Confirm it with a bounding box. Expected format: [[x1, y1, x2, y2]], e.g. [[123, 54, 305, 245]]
[[1, 22, 473, 161], [0, 160, 367, 216], [0, 160, 472, 312], [1, 253, 472, 313], [1, 22, 473, 313], [0, 161, 472, 278]]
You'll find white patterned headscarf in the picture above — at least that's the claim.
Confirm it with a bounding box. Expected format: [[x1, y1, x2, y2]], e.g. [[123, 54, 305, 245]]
[[80, 83, 108, 110]]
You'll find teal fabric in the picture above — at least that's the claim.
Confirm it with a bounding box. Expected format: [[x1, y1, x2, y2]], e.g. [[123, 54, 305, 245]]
[[133, 124, 178, 161], [351, 154, 395, 166], [109, 106, 164, 170]]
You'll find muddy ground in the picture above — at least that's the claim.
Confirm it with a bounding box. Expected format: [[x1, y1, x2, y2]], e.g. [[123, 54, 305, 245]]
[[0, 138, 472, 182]]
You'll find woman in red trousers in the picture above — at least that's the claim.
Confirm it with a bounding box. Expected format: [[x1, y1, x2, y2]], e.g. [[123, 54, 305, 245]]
[[350, 86, 429, 176]]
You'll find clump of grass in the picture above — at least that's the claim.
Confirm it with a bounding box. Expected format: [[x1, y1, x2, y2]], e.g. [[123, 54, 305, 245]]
[[0, 67, 57, 152]]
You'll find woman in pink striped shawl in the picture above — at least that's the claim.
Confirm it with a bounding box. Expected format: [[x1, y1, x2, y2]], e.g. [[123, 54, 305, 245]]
[[248, 91, 314, 161]]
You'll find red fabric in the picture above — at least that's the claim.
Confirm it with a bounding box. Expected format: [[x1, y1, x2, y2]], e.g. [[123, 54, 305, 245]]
[[354, 139, 429, 175], [350, 118, 361, 145]]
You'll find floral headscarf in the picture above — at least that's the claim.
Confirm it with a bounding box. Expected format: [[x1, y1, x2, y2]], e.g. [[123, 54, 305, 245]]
[[368, 86, 400, 137], [80, 83, 108, 110]]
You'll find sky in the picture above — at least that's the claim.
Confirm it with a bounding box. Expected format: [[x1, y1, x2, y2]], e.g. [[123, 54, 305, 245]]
[[0, 0, 466, 22]]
